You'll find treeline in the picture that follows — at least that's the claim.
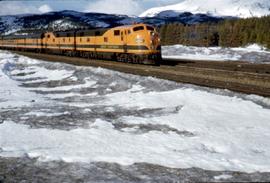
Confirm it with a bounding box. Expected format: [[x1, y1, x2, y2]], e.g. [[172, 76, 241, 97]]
[[158, 15, 270, 49]]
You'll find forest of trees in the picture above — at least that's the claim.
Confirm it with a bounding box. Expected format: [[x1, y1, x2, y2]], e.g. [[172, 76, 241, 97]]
[[158, 15, 270, 49]]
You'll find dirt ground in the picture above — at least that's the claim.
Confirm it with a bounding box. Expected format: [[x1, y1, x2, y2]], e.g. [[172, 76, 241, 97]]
[[1, 157, 270, 183]]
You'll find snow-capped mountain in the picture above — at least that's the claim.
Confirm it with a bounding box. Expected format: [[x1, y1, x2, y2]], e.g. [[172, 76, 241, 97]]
[[0, 10, 225, 35], [0, 11, 126, 35], [140, 0, 270, 18]]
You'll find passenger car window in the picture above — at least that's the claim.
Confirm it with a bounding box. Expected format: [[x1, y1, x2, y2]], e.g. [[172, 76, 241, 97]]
[[133, 26, 144, 32], [114, 30, 120, 36], [104, 37, 108, 42]]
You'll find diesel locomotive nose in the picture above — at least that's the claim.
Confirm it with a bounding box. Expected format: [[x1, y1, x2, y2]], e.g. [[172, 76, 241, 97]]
[[150, 31, 160, 50]]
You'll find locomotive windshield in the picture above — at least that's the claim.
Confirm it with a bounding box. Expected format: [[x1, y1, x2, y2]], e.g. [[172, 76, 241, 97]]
[[146, 26, 154, 31], [133, 26, 144, 32]]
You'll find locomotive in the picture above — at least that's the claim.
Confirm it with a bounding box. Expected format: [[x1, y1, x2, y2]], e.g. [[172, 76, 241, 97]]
[[0, 24, 161, 65]]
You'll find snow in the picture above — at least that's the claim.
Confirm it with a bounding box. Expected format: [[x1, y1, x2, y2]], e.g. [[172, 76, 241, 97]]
[[25, 111, 70, 117], [0, 15, 24, 35], [214, 174, 233, 180], [1, 50, 270, 173], [28, 79, 96, 92], [233, 44, 269, 52], [12, 66, 74, 83], [162, 44, 270, 63], [49, 19, 82, 31], [140, 0, 270, 18], [3, 29, 21, 35], [0, 52, 45, 107]]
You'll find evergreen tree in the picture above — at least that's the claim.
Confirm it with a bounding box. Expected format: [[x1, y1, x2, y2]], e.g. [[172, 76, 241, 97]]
[[158, 15, 270, 49]]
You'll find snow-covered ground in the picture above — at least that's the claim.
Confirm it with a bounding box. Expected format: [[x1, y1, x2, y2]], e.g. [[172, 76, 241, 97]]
[[162, 44, 270, 63], [1, 50, 270, 176]]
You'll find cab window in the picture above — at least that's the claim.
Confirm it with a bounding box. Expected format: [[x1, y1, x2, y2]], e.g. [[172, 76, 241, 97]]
[[133, 26, 144, 32], [146, 26, 154, 31]]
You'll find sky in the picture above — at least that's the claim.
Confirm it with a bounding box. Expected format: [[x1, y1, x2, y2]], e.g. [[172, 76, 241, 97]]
[[0, 0, 183, 16]]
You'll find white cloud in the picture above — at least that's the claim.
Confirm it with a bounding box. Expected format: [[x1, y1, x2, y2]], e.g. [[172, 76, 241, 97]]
[[84, 0, 142, 15], [0, 2, 53, 16], [38, 4, 53, 13]]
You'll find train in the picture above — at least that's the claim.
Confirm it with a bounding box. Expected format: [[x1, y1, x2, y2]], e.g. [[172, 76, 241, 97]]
[[0, 23, 161, 65]]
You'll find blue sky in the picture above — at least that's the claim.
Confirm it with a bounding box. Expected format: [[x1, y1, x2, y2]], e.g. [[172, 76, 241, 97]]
[[0, 0, 182, 16]]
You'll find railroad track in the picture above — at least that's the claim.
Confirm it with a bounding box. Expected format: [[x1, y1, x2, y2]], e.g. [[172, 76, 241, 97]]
[[11, 51, 270, 97]]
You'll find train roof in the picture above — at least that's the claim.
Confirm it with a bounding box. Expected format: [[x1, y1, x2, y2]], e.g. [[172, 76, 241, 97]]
[[53, 30, 76, 37], [51, 28, 110, 37], [115, 23, 153, 29], [0, 24, 155, 40], [2, 33, 44, 39], [75, 28, 110, 37]]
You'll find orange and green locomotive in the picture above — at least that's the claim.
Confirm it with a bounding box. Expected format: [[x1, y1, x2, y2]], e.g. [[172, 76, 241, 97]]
[[0, 24, 161, 65]]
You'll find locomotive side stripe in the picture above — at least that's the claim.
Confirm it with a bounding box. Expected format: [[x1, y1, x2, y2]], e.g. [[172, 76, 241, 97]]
[[76, 45, 149, 50], [3, 43, 149, 50]]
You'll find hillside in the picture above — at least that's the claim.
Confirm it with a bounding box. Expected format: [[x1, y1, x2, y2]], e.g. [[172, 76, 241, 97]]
[[158, 16, 270, 48], [0, 10, 224, 35]]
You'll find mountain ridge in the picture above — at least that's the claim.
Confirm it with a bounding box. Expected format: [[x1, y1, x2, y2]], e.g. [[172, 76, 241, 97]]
[[140, 0, 270, 18], [0, 10, 225, 35]]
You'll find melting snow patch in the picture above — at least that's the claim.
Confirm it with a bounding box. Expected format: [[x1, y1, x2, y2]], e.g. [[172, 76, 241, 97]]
[[1, 50, 270, 173], [19, 67, 74, 83], [29, 80, 96, 92], [0, 65, 45, 108], [25, 111, 70, 117], [0, 115, 270, 173], [214, 174, 233, 180], [162, 44, 270, 63]]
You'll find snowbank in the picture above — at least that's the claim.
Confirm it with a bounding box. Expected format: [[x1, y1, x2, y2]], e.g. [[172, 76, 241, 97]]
[[162, 44, 270, 63], [1, 50, 270, 173]]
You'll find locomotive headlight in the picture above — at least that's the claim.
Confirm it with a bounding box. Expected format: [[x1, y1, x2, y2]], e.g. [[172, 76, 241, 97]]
[[135, 35, 145, 43]]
